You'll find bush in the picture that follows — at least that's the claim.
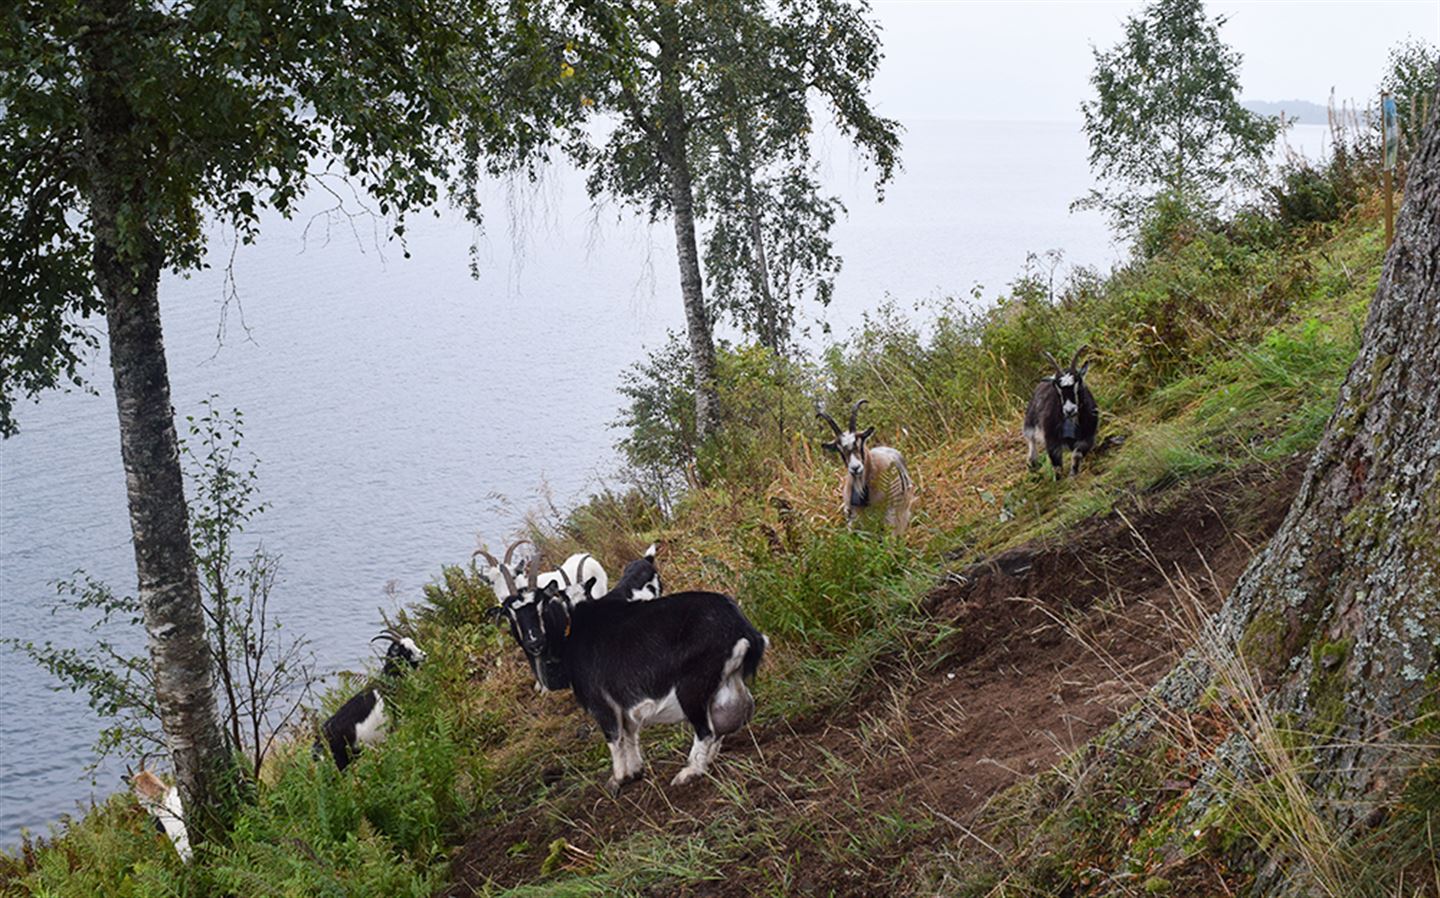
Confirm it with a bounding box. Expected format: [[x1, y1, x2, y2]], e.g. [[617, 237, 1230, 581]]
[[739, 529, 914, 650], [1270, 162, 1346, 228]]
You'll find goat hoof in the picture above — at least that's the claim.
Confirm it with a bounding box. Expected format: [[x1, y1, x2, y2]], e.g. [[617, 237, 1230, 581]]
[[670, 767, 703, 787], [604, 777, 622, 797]]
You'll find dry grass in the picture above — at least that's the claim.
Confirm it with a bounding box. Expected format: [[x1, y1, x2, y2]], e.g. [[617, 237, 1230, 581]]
[[933, 516, 1440, 898]]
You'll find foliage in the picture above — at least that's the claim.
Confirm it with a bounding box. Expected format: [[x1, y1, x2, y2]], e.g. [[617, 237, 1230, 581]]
[[1266, 39, 1437, 235], [553, 0, 898, 232], [184, 400, 315, 781], [528, 0, 899, 437], [1076, 0, 1280, 239], [615, 332, 700, 502], [739, 528, 915, 651], [0, 0, 551, 437], [1, 576, 161, 767], [1, 400, 312, 779], [1, 156, 1397, 898], [703, 160, 844, 352], [1379, 38, 1439, 154]]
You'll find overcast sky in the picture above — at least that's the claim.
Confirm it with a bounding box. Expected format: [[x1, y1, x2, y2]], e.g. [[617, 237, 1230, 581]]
[[866, 0, 1439, 122]]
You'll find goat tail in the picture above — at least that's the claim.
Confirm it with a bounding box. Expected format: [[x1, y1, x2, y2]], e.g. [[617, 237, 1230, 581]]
[[737, 633, 768, 681]]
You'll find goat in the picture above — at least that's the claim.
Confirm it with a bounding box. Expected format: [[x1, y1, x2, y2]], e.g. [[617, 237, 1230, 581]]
[[477, 547, 610, 600], [477, 541, 571, 690], [128, 768, 192, 863], [314, 629, 425, 771], [1023, 346, 1098, 478], [488, 554, 765, 794], [817, 399, 916, 536], [563, 544, 662, 603]]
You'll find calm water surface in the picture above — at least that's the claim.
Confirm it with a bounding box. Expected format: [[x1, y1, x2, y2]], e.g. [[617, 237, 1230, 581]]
[[0, 119, 1330, 842]]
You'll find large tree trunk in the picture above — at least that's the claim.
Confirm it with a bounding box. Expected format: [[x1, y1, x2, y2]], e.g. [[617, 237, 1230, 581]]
[[79, 0, 234, 842], [1141, 90, 1440, 889]]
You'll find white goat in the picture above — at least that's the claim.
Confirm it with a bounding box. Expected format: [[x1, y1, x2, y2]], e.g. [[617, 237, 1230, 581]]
[[474, 542, 609, 600]]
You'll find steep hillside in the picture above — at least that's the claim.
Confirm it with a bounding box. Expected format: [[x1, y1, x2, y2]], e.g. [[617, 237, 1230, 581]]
[[6, 196, 1425, 898]]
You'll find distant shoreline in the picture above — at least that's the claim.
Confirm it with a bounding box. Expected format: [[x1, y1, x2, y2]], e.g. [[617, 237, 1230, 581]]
[[1242, 99, 1331, 125]]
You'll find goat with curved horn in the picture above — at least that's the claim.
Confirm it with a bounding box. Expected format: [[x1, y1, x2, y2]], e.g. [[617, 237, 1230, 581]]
[[473, 547, 518, 597], [816, 398, 914, 536], [1024, 347, 1099, 479], [371, 630, 426, 677]]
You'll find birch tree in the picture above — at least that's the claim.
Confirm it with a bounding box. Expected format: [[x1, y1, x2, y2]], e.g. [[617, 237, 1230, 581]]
[[0, 0, 546, 839], [543, 0, 899, 439], [1077, 0, 1279, 235]]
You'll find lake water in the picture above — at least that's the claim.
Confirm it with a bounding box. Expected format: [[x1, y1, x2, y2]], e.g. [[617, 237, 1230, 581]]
[[0, 119, 1330, 843]]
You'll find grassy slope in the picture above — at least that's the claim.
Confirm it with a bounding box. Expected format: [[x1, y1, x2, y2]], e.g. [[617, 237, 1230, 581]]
[[0, 200, 1410, 897]]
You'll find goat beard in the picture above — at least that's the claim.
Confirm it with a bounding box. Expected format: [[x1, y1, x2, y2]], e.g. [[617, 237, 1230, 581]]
[[849, 477, 870, 508], [531, 654, 571, 691]]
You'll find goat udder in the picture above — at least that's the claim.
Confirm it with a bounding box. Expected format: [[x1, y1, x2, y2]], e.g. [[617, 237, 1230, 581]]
[[709, 677, 755, 736]]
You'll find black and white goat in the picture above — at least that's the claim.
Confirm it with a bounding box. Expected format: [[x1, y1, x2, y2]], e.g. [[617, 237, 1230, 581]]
[[1023, 346, 1099, 478], [818, 399, 916, 536], [487, 549, 765, 794], [314, 630, 426, 771], [563, 544, 663, 603], [129, 768, 192, 862], [476, 543, 609, 599]]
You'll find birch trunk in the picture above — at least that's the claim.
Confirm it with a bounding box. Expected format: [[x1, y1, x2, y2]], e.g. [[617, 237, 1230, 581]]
[[666, 153, 722, 442], [656, 11, 720, 443], [79, 0, 234, 841]]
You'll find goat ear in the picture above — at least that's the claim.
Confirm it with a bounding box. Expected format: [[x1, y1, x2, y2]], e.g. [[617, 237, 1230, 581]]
[[541, 581, 561, 598], [582, 576, 597, 598], [484, 605, 506, 626], [821, 440, 839, 453], [859, 427, 875, 440], [1078, 361, 1090, 378]]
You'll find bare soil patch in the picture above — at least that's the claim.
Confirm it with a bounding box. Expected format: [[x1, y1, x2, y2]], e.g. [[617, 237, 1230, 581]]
[[442, 461, 1304, 897]]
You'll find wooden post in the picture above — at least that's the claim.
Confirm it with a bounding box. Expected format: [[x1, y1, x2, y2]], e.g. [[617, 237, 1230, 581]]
[[1385, 166, 1394, 247]]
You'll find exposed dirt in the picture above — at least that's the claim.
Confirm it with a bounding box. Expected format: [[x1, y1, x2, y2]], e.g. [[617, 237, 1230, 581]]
[[442, 461, 1305, 897]]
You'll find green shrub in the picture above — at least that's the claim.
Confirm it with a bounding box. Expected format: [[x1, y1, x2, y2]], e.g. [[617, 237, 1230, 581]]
[[739, 529, 914, 649]]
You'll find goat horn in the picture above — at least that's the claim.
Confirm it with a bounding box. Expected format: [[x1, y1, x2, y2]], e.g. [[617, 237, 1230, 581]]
[[848, 399, 868, 432], [815, 408, 842, 437], [1042, 350, 1064, 377], [474, 546, 517, 597], [503, 539, 533, 567], [527, 553, 540, 590], [558, 563, 572, 587], [370, 634, 397, 645], [1069, 344, 1089, 371]]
